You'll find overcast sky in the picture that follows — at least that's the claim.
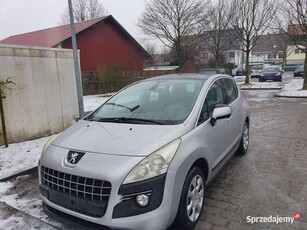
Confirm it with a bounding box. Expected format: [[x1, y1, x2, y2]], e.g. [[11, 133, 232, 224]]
[[0, 0, 146, 43]]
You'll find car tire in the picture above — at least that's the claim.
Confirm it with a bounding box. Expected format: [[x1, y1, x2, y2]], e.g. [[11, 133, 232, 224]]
[[236, 121, 249, 155], [174, 167, 205, 230]]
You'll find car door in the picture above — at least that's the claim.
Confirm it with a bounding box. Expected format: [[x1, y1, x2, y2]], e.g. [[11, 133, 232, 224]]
[[196, 80, 232, 174], [219, 78, 242, 145]]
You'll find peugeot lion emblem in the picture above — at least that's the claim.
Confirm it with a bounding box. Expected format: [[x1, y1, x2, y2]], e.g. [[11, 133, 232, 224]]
[[67, 151, 85, 165]]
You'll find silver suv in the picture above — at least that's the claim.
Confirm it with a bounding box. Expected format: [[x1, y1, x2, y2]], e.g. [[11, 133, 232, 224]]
[[39, 74, 250, 230]]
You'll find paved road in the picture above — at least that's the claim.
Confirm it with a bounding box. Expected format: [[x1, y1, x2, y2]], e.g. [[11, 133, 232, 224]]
[[1, 89, 306, 230]]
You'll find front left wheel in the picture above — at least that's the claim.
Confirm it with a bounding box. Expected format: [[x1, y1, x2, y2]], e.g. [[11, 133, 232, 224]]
[[175, 167, 205, 230]]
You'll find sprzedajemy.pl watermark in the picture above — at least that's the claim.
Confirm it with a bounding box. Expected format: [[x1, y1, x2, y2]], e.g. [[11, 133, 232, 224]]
[[246, 212, 301, 225]]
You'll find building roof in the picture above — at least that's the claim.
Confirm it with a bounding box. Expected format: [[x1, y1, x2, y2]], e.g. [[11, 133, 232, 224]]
[[0, 17, 107, 47], [287, 24, 307, 36], [0, 15, 149, 57], [252, 33, 287, 54]]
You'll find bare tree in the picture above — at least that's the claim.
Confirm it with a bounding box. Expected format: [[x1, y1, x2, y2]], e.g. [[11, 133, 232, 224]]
[[201, 0, 233, 68], [228, 0, 279, 84], [0, 77, 15, 147], [284, 0, 307, 89], [138, 0, 210, 67], [60, 0, 108, 24]]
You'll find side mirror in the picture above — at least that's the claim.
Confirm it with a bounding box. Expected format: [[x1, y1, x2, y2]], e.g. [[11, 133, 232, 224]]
[[75, 115, 80, 122], [210, 106, 232, 126]]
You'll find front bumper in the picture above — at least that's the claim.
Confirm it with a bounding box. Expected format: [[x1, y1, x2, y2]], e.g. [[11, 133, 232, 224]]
[[260, 75, 282, 81], [38, 145, 180, 230], [40, 171, 176, 230]]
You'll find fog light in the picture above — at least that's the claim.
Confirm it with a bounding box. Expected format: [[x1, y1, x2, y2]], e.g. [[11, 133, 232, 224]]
[[136, 194, 149, 207]]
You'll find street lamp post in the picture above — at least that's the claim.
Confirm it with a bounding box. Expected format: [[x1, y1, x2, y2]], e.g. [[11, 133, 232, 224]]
[[68, 0, 84, 119]]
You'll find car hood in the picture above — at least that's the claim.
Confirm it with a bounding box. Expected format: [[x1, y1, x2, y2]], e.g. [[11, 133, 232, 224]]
[[51, 120, 187, 157]]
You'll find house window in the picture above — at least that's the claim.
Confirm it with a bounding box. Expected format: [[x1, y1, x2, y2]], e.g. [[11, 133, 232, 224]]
[[268, 54, 276, 59], [229, 52, 235, 58], [295, 49, 306, 54], [278, 54, 284, 59]]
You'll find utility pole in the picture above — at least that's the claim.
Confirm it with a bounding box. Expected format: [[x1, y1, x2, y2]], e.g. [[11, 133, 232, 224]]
[[68, 0, 84, 118]]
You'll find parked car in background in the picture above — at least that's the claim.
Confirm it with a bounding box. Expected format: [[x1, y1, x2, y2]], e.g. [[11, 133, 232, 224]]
[[259, 65, 283, 82], [199, 68, 226, 75], [251, 65, 264, 78], [231, 67, 246, 76], [39, 74, 250, 230], [284, 64, 299, 72], [294, 65, 304, 77]]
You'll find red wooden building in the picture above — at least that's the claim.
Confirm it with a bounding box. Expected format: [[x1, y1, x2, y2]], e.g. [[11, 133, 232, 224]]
[[0, 15, 149, 73]]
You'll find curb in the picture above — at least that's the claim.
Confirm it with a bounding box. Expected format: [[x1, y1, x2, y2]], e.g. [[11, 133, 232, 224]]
[[0, 166, 37, 182], [275, 94, 307, 98], [240, 87, 282, 90]]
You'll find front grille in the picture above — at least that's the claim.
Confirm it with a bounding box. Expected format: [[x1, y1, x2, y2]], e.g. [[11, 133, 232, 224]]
[[41, 166, 111, 201], [40, 166, 112, 217]]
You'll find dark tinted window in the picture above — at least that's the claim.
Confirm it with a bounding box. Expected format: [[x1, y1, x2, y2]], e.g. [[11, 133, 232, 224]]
[[197, 82, 225, 125], [219, 78, 238, 104]]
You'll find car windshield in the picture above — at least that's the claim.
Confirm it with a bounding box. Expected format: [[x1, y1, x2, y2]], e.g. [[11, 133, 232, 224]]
[[86, 79, 203, 125], [252, 65, 263, 70], [262, 66, 280, 72]]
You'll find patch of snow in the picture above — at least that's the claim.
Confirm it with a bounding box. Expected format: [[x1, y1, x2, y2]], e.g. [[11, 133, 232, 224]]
[[0, 176, 64, 229], [276, 79, 307, 98], [0, 137, 49, 180], [240, 82, 283, 90], [234, 76, 246, 80]]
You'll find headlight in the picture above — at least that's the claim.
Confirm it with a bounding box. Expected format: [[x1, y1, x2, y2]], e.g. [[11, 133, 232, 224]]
[[42, 133, 61, 152], [123, 138, 181, 184], [260, 73, 264, 76]]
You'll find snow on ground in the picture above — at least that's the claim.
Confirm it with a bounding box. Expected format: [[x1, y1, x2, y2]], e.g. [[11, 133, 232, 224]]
[[0, 95, 111, 181], [239, 81, 283, 90], [275, 79, 307, 98], [0, 175, 65, 229], [0, 137, 49, 180], [234, 76, 283, 89]]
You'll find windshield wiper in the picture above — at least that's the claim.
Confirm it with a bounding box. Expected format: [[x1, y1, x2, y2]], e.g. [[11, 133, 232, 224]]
[[104, 103, 140, 112], [95, 117, 164, 125]]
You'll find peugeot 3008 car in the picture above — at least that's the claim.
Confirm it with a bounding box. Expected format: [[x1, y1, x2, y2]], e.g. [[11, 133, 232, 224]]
[[39, 74, 250, 230]]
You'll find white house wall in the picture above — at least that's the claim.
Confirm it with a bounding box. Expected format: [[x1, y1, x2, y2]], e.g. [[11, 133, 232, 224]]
[[0, 45, 79, 145], [286, 45, 305, 65]]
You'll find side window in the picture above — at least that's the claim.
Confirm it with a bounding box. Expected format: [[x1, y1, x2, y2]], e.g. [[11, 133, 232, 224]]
[[197, 82, 224, 125], [206, 82, 224, 116], [220, 78, 238, 104]]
